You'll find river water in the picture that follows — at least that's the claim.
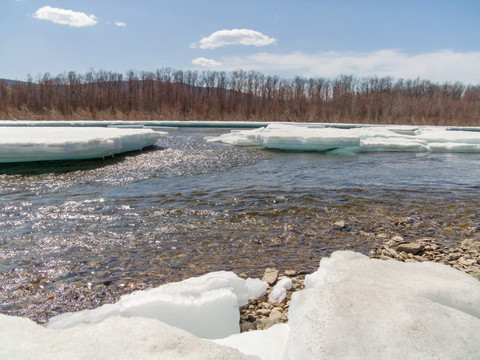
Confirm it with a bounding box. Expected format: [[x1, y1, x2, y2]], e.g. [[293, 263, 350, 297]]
[[1, 126, 479, 322]]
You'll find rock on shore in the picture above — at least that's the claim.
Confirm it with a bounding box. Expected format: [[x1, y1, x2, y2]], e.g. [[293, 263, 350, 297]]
[[368, 236, 480, 279]]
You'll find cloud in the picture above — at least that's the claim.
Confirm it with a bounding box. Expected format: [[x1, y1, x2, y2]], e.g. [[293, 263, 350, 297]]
[[33, 6, 97, 27], [207, 50, 480, 84], [115, 21, 126, 27], [192, 57, 222, 68], [191, 29, 276, 49]]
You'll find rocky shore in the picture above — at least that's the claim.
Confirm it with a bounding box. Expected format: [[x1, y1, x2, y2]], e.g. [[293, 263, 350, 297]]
[[239, 235, 480, 332]]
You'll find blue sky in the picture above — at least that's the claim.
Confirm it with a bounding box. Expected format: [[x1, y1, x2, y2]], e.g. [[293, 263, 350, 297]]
[[1, 0, 480, 84]]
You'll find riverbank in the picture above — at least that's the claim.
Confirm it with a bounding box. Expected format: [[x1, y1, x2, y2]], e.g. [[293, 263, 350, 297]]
[[239, 235, 480, 332]]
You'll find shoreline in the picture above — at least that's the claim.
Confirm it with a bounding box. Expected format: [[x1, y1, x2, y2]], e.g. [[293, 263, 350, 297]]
[[239, 235, 480, 332]]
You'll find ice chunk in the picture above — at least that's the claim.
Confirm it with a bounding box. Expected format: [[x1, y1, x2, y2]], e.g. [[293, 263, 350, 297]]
[[285, 283, 480, 359], [214, 323, 290, 360], [0, 127, 164, 163], [246, 278, 268, 300], [268, 277, 292, 303], [206, 124, 480, 153], [285, 250, 480, 359], [304, 250, 480, 318], [0, 314, 257, 360], [47, 271, 256, 339], [360, 137, 428, 152]]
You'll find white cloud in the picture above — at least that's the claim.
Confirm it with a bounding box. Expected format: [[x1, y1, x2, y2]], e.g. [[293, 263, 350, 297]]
[[211, 50, 480, 84], [33, 6, 97, 27], [192, 57, 222, 68], [115, 21, 126, 27], [191, 29, 276, 49]]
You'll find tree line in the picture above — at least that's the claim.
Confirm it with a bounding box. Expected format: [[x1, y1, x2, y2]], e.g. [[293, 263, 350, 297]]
[[1, 68, 479, 126]]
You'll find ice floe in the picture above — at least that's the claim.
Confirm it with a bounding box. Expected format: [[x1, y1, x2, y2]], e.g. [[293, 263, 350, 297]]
[[285, 251, 480, 359], [0, 127, 164, 163], [205, 123, 480, 153], [0, 315, 255, 360], [2, 251, 480, 359], [46, 271, 267, 340]]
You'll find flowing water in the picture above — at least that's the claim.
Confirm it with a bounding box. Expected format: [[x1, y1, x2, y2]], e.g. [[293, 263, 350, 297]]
[[1, 126, 479, 322]]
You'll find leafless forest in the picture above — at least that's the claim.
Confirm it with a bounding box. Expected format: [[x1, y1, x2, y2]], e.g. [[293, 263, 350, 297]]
[[1, 69, 479, 125]]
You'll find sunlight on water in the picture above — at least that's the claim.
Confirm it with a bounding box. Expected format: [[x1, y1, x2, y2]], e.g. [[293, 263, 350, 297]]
[[0, 127, 479, 323]]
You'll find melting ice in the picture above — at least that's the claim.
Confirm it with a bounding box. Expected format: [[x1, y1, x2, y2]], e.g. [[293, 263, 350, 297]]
[[0, 127, 164, 163], [2, 251, 479, 359], [205, 124, 480, 153]]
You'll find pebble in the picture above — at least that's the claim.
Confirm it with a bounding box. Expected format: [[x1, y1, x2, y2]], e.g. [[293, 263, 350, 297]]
[[397, 242, 424, 255], [369, 238, 480, 280], [262, 268, 279, 285], [284, 269, 297, 277], [334, 220, 346, 228]]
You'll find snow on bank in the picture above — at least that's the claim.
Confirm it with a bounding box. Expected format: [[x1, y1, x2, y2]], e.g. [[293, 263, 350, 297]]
[[1, 251, 480, 359], [206, 124, 480, 153], [0, 127, 164, 163]]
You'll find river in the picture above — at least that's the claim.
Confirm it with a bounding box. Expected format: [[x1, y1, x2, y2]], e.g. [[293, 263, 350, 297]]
[[1, 126, 479, 322]]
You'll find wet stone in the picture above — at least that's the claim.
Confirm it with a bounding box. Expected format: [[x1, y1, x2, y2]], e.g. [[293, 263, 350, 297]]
[[397, 243, 424, 255], [284, 269, 297, 277], [334, 220, 346, 228]]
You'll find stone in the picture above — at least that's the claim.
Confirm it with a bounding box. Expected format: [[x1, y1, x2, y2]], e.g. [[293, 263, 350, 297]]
[[458, 258, 476, 267], [262, 268, 279, 285], [271, 236, 283, 244], [285, 269, 297, 277], [397, 243, 424, 255], [261, 302, 272, 309], [240, 321, 256, 332], [334, 220, 346, 228], [256, 309, 271, 316], [255, 318, 282, 330], [448, 252, 463, 261], [268, 309, 284, 322], [461, 239, 480, 251], [257, 295, 267, 303], [391, 235, 404, 243], [385, 248, 399, 258]]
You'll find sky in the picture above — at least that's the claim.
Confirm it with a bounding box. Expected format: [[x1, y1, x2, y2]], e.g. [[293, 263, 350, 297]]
[[1, 0, 480, 84]]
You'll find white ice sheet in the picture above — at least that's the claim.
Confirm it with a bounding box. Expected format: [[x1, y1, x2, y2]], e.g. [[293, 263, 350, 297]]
[[206, 124, 480, 153], [0, 127, 164, 162]]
